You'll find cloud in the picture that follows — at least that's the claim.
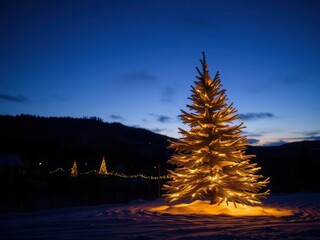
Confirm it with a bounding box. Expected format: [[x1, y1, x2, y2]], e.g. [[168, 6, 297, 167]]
[[161, 87, 175, 103], [308, 136, 320, 141], [238, 112, 275, 121], [0, 94, 29, 103], [158, 116, 171, 123], [293, 130, 320, 141], [110, 114, 124, 120], [151, 128, 167, 133], [123, 71, 157, 83], [150, 114, 172, 123], [302, 130, 320, 137], [263, 140, 288, 147], [243, 131, 263, 137], [262, 134, 320, 146], [248, 138, 260, 145], [131, 124, 141, 128]]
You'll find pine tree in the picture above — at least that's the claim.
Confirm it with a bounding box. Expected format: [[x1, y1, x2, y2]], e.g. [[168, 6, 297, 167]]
[[164, 52, 269, 206], [99, 156, 108, 175], [71, 160, 78, 177]]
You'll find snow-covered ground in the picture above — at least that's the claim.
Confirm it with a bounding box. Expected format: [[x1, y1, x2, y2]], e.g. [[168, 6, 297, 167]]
[[1, 193, 319, 240]]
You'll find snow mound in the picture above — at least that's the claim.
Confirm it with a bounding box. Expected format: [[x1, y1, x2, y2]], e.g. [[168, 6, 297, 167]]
[[149, 200, 294, 217]]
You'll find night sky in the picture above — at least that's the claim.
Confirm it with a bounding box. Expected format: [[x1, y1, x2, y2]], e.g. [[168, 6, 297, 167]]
[[1, 0, 319, 145]]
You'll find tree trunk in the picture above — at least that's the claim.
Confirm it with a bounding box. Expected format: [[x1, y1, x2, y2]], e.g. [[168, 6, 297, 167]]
[[210, 193, 218, 205], [209, 186, 219, 205]]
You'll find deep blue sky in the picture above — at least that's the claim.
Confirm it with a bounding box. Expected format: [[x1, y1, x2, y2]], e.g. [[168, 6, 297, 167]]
[[1, 0, 320, 145]]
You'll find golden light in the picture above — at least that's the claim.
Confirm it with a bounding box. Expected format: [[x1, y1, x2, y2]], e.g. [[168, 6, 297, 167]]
[[163, 52, 270, 206], [71, 160, 78, 177], [99, 156, 108, 175], [149, 200, 293, 217]]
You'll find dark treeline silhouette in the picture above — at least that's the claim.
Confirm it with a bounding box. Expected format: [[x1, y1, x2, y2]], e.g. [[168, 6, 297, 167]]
[[247, 141, 320, 193], [0, 114, 174, 175], [0, 114, 174, 212], [0, 115, 319, 212]]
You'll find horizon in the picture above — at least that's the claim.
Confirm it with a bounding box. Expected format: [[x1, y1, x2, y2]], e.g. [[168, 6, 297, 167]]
[[2, 113, 319, 147], [1, 0, 320, 146]]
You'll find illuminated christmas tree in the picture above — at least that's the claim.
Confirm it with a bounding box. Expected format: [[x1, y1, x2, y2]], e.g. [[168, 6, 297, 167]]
[[164, 53, 269, 206], [99, 156, 108, 175], [71, 160, 78, 177]]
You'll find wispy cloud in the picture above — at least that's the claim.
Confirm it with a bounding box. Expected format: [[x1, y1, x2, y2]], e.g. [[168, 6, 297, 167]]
[[243, 131, 263, 137], [0, 94, 30, 103], [123, 71, 157, 83], [263, 140, 288, 146], [243, 131, 263, 145], [307, 136, 320, 141], [150, 114, 172, 123], [239, 112, 274, 121], [158, 116, 171, 123], [302, 130, 320, 137], [262, 132, 320, 146], [248, 138, 260, 145], [293, 130, 320, 141], [151, 128, 167, 133], [131, 124, 141, 128], [161, 87, 175, 103], [110, 114, 124, 120]]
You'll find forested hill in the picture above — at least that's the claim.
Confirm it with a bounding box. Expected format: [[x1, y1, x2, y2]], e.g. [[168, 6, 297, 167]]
[[1, 115, 319, 192], [247, 140, 320, 192], [0, 115, 175, 173]]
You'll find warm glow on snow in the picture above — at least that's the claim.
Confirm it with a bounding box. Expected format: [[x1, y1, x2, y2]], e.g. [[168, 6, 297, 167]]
[[150, 200, 293, 217], [1, 194, 319, 239]]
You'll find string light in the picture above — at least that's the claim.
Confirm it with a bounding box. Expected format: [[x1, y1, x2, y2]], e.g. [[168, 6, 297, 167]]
[[49, 167, 170, 179], [49, 168, 65, 174]]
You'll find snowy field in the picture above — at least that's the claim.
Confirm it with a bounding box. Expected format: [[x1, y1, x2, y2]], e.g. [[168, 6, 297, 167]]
[[1, 193, 319, 240]]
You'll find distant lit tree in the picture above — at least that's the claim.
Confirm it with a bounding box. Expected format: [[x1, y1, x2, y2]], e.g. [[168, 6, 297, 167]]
[[71, 160, 78, 177], [164, 53, 269, 206], [99, 156, 108, 175]]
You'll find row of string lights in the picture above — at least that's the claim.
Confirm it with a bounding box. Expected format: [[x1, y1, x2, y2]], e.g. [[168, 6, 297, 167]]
[[49, 157, 170, 180]]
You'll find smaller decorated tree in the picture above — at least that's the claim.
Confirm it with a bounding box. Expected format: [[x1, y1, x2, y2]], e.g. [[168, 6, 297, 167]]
[[71, 160, 78, 177], [99, 156, 108, 175]]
